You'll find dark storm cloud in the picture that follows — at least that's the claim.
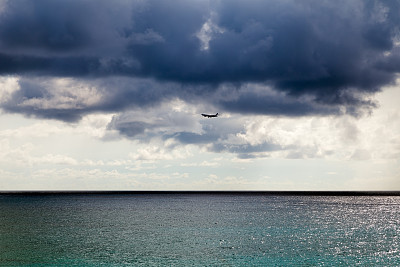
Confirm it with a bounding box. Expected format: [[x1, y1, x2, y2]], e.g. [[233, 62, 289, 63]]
[[0, 0, 400, 120], [172, 132, 218, 145], [1, 77, 177, 122], [0, 53, 104, 76], [0, 0, 130, 55], [219, 91, 342, 117], [2, 78, 83, 122], [107, 121, 150, 138], [375, 49, 400, 73]]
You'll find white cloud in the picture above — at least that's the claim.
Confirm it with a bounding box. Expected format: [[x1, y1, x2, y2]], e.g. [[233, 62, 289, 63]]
[[33, 154, 79, 166], [18, 77, 103, 110], [196, 14, 225, 51], [233, 91, 400, 161], [104, 82, 400, 164], [180, 160, 220, 167], [129, 142, 193, 162], [0, 76, 19, 103], [0, 122, 66, 138], [0, 139, 34, 166], [0, 81, 400, 190]]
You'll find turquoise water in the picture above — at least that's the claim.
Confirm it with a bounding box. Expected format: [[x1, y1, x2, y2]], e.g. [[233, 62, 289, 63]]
[[0, 194, 399, 266]]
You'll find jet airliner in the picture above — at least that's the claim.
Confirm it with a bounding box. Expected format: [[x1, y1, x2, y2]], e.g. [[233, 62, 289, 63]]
[[201, 113, 218, 118]]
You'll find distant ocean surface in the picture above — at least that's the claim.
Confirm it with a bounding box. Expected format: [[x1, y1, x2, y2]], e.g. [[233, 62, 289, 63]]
[[1, 193, 399, 266]]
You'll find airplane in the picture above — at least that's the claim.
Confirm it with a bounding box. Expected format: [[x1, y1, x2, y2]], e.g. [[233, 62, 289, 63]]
[[201, 113, 218, 118]]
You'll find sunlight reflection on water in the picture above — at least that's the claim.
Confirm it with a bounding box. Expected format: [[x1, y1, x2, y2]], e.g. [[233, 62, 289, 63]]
[[0, 194, 399, 266]]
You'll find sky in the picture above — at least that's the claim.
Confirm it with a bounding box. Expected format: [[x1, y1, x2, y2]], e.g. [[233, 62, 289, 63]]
[[0, 0, 400, 191]]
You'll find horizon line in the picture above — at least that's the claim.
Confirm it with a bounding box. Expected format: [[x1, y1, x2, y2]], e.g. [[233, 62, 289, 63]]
[[1, 190, 400, 196]]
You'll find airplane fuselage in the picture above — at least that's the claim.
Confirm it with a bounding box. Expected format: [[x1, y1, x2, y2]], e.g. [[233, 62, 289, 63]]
[[201, 113, 218, 118]]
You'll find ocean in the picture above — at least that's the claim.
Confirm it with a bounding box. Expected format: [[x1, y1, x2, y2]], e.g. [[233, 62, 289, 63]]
[[0, 193, 399, 266]]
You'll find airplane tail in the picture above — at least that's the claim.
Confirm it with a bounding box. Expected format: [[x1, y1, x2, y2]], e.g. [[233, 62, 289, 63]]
[[216, 113, 219, 116]]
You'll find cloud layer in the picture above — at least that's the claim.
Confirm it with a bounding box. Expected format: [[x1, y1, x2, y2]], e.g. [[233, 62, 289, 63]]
[[1, 0, 400, 156]]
